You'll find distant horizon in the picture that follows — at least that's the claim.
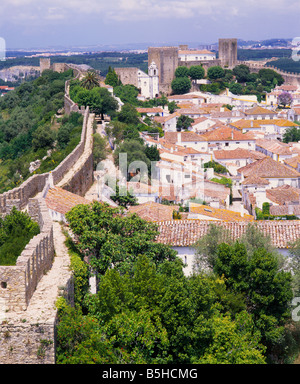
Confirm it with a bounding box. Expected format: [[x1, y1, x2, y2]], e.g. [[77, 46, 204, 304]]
[[4, 37, 295, 53]]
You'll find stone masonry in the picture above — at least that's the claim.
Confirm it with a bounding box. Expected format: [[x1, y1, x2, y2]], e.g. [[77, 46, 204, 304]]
[[0, 68, 95, 363]]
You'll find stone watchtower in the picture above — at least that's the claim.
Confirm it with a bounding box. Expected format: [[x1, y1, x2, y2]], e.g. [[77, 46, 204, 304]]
[[40, 58, 51, 73], [148, 46, 179, 95], [218, 38, 238, 68]]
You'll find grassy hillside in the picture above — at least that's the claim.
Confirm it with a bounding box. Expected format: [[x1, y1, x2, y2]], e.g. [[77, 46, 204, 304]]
[[0, 69, 83, 193]]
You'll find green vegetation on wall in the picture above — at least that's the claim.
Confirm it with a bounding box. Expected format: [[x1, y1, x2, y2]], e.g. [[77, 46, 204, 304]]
[[0, 69, 85, 193], [0, 207, 40, 266]]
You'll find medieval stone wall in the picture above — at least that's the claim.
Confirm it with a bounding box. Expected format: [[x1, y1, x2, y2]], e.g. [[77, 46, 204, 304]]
[[0, 69, 94, 363], [115, 67, 139, 88], [0, 199, 54, 313]]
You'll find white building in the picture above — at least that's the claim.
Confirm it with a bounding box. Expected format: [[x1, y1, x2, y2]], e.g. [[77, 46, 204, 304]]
[[137, 61, 159, 99], [178, 49, 216, 62]]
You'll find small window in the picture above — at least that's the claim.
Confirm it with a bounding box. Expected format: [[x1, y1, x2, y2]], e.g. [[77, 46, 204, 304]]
[[1, 282, 7, 289], [225, 142, 229, 146]]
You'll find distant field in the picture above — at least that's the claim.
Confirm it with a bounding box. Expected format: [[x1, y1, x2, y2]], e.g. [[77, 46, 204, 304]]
[[237, 48, 292, 61], [0, 52, 148, 77]]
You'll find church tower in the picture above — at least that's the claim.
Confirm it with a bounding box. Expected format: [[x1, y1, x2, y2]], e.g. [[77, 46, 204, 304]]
[[148, 61, 159, 98]]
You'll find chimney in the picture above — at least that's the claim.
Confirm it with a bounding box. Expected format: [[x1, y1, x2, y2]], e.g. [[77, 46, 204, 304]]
[[288, 205, 294, 215], [231, 129, 234, 140], [177, 131, 182, 144]]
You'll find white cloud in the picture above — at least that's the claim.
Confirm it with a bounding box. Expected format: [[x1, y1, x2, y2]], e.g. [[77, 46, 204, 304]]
[[0, 0, 298, 25]]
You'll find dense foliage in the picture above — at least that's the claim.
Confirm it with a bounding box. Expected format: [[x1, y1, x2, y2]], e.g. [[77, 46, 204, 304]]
[[69, 79, 118, 119], [0, 69, 84, 193], [199, 64, 284, 101], [56, 206, 275, 364], [193, 224, 300, 363], [0, 207, 40, 265]]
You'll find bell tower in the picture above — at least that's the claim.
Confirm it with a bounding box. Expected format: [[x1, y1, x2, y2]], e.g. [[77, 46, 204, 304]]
[[148, 61, 159, 98]]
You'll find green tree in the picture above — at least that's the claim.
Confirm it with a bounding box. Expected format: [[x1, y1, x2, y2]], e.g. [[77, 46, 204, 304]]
[[32, 124, 56, 151], [117, 103, 140, 125], [258, 68, 284, 86], [229, 82, 244, 95], [193, 223, 233, 272], [174, 66, 189, 78], [176, 115, 194, 131], [71, 86, 118, 119], [168, 101, 178, 114], [188, 65, 205, 80], [233, 64, 251, 83], [110, 185, 138, 208], [105, 66, 121, 87], [207, 66, 225, 80], [0, 206, 40, 266], [171, 77, 191, 95], [80, 70, 100, 90], [214, 242, 293, 361], [283, 126, 300, 143], [65, 201, 177, 277], [197, 311, 266, 364]]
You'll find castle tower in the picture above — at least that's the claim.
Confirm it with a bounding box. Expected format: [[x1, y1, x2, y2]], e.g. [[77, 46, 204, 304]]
[[148, 46, 178, 95], [40, 58, 51, 73], [148, 61, 159, 98], [218, 38, 238, 68]]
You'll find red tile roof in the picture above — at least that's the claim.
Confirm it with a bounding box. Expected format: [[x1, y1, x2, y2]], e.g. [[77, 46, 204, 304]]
[[45, 187, 91, 214], [238, 157, 300, 178], [127, 201, 179, 222], [199, 127, 255, 142], [244, 106, 277, 115], [156, 220, 300, 248], [213, 148, 266, 160]]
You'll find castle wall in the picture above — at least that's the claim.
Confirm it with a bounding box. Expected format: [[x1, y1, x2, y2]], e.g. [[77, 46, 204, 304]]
[[0, 69, 94, 364], [115, 67, 139, 87], [0, 198, 54, 313], [0, 320, 56, 364], [178, 59, 222, 74]]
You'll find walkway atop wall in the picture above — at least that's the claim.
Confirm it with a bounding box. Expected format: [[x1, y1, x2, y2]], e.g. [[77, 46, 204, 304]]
[[4, 222, 71, 325]]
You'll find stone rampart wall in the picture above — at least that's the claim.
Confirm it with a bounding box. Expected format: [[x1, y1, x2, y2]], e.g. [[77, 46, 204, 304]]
[[0, 65, 93, 364], [0, 320, 56, 364], [0, 198, 54, 313], [0, 106, 90, 214]]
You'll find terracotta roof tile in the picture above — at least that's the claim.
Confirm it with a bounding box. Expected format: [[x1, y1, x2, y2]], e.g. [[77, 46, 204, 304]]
[[189, 203, 254, 221], [244, 106, 277, 115], [45, 187, 91, 215], [127, 202, 179, 222], [199, 126, 255, 142], [266, 185, 300, 205], [214, 148, 266, 160], [238, 157, 300, 178], [156, 219, 300, 248]]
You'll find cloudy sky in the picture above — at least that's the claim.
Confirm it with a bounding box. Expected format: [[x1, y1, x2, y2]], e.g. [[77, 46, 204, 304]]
[[0, 0, 299, 49]]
